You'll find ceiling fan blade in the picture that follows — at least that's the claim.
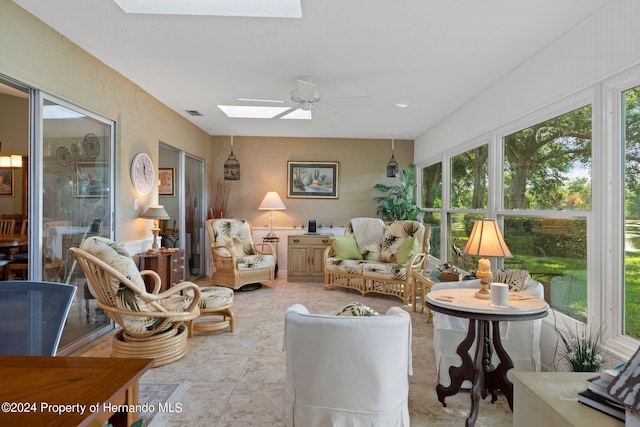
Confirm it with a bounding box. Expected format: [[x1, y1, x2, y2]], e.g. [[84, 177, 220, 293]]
[[272, 106, 299, 120], [297, 78, 317, 101], [324, 95, 374, 105]]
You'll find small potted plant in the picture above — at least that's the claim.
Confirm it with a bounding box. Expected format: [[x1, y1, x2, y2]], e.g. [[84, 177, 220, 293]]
[[556, 322, 605, 372]]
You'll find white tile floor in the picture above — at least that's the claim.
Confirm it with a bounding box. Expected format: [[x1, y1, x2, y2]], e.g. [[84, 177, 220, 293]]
[[78, 277, 513, 426]]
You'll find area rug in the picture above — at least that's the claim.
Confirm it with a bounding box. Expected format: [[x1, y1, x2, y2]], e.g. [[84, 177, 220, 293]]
[[138, 383, 182, 427]]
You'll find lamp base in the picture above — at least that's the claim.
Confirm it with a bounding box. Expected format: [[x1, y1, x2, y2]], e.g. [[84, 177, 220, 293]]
[[475, 263, 493, 300], [475, 289, 491, 299], [265, 231, 278, 239], [150, 227, 161, 253]]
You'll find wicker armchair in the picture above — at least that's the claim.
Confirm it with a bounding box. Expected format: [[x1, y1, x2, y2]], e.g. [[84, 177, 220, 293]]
[[206, 218, 275, 290], [70, 236, 201, 366]]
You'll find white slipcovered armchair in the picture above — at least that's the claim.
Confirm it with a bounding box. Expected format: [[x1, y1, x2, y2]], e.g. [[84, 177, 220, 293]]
[[284, 304, 412, 427], [432, 277, 544, 388]]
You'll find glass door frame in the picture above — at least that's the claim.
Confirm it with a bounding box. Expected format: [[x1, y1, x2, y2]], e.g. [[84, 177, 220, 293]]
[[36, 91, 116, 354]]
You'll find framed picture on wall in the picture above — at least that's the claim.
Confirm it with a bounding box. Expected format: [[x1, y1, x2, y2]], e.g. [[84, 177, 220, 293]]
[[0, 169, 13, 196], [287, 161, 339, 199], [159, 166, 175, 197]]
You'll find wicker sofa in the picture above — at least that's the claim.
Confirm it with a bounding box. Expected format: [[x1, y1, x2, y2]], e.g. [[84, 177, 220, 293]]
[[324, 218, 429, 305]]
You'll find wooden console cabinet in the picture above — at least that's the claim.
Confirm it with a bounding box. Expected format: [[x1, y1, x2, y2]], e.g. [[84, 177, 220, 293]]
[[287, 234, 332, 282], [137, 249, 185, 293]]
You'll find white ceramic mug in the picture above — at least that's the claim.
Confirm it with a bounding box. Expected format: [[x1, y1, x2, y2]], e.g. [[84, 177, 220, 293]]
[[490, 282, 509, 307]]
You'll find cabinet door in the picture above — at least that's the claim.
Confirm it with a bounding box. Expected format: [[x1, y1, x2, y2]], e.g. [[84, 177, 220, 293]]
[[288, 245, 310, 275], [310, 245, 327, 275]]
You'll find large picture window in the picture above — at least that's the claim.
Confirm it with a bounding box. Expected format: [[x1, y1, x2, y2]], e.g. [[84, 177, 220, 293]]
[[421, 162, 442, 259], [451, 145, 488, 209], [503, 105, 592, 211], [501, 106, 591, 322], [623, 85, 640, 340]]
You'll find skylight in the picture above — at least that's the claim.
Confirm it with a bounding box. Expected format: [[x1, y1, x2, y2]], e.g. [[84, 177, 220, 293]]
[[281, 109, 311, 120], [218, 105, 311, 120], [113, 0, 302, 18]]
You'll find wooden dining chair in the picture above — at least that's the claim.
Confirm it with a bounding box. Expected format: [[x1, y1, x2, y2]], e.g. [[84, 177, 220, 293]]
[[1, 214, 24, 234], [0, 219, 15, 235], [19, 219, 28, 235]]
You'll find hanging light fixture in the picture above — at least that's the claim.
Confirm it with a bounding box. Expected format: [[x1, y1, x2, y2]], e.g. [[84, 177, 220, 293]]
[[224, 135, 240, 180], [0, 141, 22, 168], [386, 137, 398, 177]]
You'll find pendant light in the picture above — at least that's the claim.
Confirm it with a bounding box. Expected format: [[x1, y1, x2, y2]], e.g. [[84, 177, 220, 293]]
[[224, 135, 240, 180], [386, 137, 398, 177]]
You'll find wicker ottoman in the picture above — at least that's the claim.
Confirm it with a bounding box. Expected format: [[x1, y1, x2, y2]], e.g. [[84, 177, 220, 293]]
[[188, 286, 235, 336]]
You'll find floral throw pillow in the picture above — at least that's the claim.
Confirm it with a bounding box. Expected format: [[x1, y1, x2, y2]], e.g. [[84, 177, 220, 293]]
[[335, 302, 380, 316], [493, 269, 529, 292]]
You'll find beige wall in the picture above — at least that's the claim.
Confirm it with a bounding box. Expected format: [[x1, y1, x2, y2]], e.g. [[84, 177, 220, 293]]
[[0, 1, 213, 243], [210, 136, 414, 230]]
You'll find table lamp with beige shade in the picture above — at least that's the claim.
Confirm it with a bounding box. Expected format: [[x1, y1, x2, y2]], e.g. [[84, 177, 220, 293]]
[[463, 218, 513, 299], [141, 205, 171, 252], [258, 191, 287, 238]]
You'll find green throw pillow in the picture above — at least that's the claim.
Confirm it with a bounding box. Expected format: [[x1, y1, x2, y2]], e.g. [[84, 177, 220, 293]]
[[330, 235, 363, 260], [396, 236, 420, 266]]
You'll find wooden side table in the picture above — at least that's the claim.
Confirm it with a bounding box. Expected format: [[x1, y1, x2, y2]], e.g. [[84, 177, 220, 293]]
[[137, 248, 185, 293], [412, 270, 435, 321], [426, 288, 549, 427]]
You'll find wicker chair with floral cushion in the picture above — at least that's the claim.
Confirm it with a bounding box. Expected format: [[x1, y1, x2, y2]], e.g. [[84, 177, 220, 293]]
[[70, 236, 203, 366], [206, 218, 275, 290]]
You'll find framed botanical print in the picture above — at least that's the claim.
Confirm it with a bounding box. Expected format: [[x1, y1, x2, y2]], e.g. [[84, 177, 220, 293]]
[[159, 166, 176, 197]]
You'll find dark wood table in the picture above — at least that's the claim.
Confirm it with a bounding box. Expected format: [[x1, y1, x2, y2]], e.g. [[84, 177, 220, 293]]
[[0, 355, 154, 426], [0, 233, 28, 260], [426, 288, 548, 427], [0, 234, 28, 248]]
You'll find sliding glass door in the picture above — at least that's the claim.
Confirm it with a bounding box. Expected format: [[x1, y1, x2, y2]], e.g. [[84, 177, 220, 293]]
[[40, 94, 115, 350]]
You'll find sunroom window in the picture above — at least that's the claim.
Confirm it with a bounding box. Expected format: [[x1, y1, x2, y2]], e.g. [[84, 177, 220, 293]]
[[622, 85, 640, 339], [502, 105, 591, 322], [421, 162, 442, 259]]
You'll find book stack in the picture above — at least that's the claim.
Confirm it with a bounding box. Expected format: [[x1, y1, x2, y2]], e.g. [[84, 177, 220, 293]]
[[578, 366, 626, 422]]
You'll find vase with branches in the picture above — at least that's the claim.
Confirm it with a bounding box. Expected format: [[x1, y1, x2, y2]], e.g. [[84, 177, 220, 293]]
[[209, 175, 232, 219]]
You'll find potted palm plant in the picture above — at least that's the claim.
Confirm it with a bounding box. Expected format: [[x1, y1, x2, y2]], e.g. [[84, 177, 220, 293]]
[[373, 163, 420, 221]]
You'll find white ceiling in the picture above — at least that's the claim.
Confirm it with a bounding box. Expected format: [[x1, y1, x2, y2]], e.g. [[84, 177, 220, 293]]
[[13, 0, 613, 140]]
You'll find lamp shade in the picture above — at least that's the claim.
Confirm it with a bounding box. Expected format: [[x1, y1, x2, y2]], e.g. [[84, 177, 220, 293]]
[[463, 219, 512, 258], [258, 191, 287, 210], [140, 205, 171, 220]]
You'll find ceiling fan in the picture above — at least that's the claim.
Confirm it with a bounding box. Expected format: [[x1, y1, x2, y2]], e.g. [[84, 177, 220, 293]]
[[272, 76, 323, 119]]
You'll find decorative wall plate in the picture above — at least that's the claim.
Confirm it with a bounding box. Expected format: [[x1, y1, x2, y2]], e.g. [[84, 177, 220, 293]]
[[56, 147, 71, 167], [83, 133, 100, 159], [51, 172, 65, 189]]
